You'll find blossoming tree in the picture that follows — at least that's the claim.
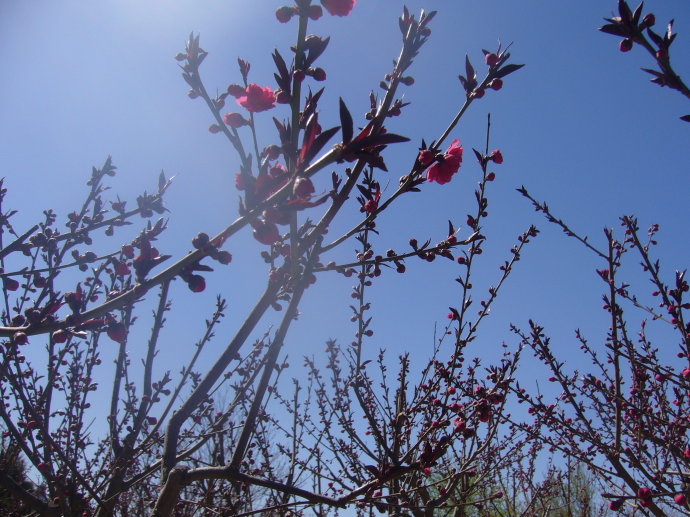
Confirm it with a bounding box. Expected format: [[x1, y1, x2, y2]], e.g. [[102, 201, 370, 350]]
[[511, 2, 690, 514], [0, 1, 529, 516]]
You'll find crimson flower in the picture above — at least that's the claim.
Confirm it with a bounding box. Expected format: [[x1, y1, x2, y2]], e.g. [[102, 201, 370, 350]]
[[236, 84, 276, 113], [321, 0, 356, 17], [426, 140, 463, 185]]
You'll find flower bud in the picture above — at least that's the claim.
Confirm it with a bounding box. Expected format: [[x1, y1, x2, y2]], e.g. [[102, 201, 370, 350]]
[[619, 38, 633, 52], [223, 112, 248, 128], [309, 5, 323, 20], [192, 232, 210, 249], [187, 274, 206, 293], [485, 53, 500, 67], [252, 220, 280, 245], [217, 250, 232, 265], [107, 322, 128, 344], [608, 499, 624, 511], [418, 149, 435, 166], [363, 199, 378, 213], [227, 84, 246, 98], [294, 177, 315, 200], [642, 13, 655, 28], [3, 277, 19, 291], [311, 67, 327, 81], [52, 329, 69, 343], [490, 78, 503, 91], [275, 89, 291, 104], [293, 69, 306, 82], [275, 6, 295, 23], [13, 332, 28, 345]]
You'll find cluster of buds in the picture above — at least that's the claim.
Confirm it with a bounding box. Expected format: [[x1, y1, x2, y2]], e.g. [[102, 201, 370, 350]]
[[458, 46, 523, 99], [178, 232, 234, 292]]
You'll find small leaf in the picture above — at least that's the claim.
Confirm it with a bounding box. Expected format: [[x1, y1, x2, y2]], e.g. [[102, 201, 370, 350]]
[[646, 28, 663, 46], [495, 63, 525, 79], [423, 10, 437, 25], [473, 148, 484, 164], [641, 67, 663, 78], [181, 73, 196, 88], [358, 133, 410, 149], [666, 20, 674, 41], [272, 49, 288, 78], [301, 126, 340, 166], [339, 98, 354, 144], [465, 55, 476, 84], [599, 23, 630, 37], [357, 184, 372, 201], [618, 0, 633, 24], [680, 115, 690, 122], [632, 2, 643, 26]]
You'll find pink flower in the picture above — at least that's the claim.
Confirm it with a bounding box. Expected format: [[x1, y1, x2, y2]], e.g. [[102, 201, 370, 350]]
[[321, 0, 356, 17], [426, 140, 463, 185], [490, 149, 503, 164], [236, 84, 276, 113], [363, 199, 378, 213]]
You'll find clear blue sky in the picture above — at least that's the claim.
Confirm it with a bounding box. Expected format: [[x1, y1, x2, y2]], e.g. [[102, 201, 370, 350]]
[[1, 0, 689, 479]]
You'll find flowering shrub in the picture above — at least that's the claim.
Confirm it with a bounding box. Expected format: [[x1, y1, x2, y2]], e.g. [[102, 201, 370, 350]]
[[2, 1, 684, 516]]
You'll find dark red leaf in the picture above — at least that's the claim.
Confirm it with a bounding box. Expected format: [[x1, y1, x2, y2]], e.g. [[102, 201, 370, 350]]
[[339, 98, 354, 144]]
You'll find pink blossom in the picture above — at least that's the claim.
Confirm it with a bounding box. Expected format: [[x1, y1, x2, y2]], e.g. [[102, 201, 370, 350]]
[[236, 84, 276, 113], [321, 0, 356, 17], [426, 140, 463, 185]]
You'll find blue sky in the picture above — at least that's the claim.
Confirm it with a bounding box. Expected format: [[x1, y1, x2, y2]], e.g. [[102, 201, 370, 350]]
[[1, 0, 689, 487]]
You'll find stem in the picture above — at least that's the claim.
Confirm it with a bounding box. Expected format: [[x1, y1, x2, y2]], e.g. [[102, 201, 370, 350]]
[[160, 280, 280, 480]]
